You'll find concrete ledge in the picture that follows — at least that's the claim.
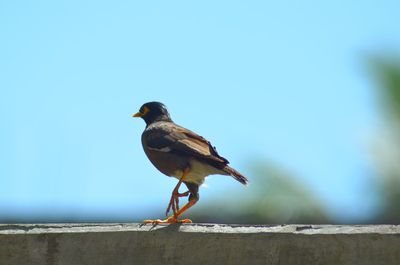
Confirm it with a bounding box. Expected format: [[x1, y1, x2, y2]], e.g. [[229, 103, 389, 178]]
[[1, 224, 400, 265]]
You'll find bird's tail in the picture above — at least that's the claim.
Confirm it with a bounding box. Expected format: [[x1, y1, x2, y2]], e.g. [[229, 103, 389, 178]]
[[223, 166, 249, 185]]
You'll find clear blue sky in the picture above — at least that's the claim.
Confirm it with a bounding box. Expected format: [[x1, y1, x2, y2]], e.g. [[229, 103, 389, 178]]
[[1, 0, 399, 222]]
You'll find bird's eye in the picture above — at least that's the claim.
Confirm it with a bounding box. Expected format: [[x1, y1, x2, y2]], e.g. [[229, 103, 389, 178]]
[[142, 106, 150, 116]]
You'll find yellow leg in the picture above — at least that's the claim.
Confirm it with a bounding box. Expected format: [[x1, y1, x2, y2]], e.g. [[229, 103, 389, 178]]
[[165, 167, 190, 216], [174, 197, 198, 218], [143, 198, 198, 225], [143, 168, 195, 224]]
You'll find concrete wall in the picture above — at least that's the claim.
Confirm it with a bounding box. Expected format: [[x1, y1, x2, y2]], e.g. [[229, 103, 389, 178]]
[[1, 223, 400, 265]]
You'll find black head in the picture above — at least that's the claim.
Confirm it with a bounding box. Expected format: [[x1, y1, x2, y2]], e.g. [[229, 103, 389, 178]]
[[132, 101, 172, 125]]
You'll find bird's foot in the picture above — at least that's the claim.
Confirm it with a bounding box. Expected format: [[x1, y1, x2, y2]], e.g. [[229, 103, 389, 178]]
[[143, 216, 192, 224]]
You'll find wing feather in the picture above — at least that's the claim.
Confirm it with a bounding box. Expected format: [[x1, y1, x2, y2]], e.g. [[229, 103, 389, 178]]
[[145, 123, 229, 166]]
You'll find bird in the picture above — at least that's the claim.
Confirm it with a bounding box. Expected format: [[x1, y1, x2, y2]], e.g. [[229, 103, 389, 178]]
[[133, 101, 248, 224]]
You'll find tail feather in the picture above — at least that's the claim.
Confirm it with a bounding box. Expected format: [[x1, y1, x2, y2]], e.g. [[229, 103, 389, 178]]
[[223, 166, 249, 185]]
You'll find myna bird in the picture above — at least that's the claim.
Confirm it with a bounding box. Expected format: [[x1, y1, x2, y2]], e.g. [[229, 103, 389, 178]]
[[133, 101, 248, 224]]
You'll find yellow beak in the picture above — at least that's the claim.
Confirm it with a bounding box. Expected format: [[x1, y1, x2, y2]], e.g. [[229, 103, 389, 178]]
[[132, 112, 143, 118]]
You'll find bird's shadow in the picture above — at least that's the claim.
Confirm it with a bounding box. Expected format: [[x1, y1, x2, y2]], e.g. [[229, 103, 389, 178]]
[[139, 222, 184, 232]]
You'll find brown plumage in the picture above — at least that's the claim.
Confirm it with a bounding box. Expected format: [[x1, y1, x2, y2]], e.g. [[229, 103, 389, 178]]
[[133, 101, 248, 224]]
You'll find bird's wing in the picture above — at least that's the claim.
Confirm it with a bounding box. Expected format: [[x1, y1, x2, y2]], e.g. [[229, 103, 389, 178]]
[[145, 123, 229, 165]]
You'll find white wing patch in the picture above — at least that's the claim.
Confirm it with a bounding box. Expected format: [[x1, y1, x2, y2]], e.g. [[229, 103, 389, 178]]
[[147, 146, 172, 152]]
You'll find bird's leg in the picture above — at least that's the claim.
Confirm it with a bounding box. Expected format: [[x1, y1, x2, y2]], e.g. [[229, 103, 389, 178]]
[[170, 190, 190, 215], [143, 168, 193, 224], [172, 198, 198, 219], [166, 167, 190, 216], [144, 183, 199, 224], [173, 184, 199, 220], [143, 195, 198, 225]]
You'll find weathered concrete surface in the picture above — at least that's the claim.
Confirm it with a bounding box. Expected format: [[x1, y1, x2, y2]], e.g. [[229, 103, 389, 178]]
[[0, 223, 400, 265]]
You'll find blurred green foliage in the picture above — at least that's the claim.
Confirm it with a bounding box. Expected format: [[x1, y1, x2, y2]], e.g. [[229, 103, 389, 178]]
[[366, 56, 400, 223], [187, 55, 400, 224], [370, 58, 400, 119], [189, 162, 329, 224]]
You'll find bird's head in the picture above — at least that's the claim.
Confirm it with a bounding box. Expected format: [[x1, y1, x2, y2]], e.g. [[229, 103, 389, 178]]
[[133, 101, 172, 125]]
